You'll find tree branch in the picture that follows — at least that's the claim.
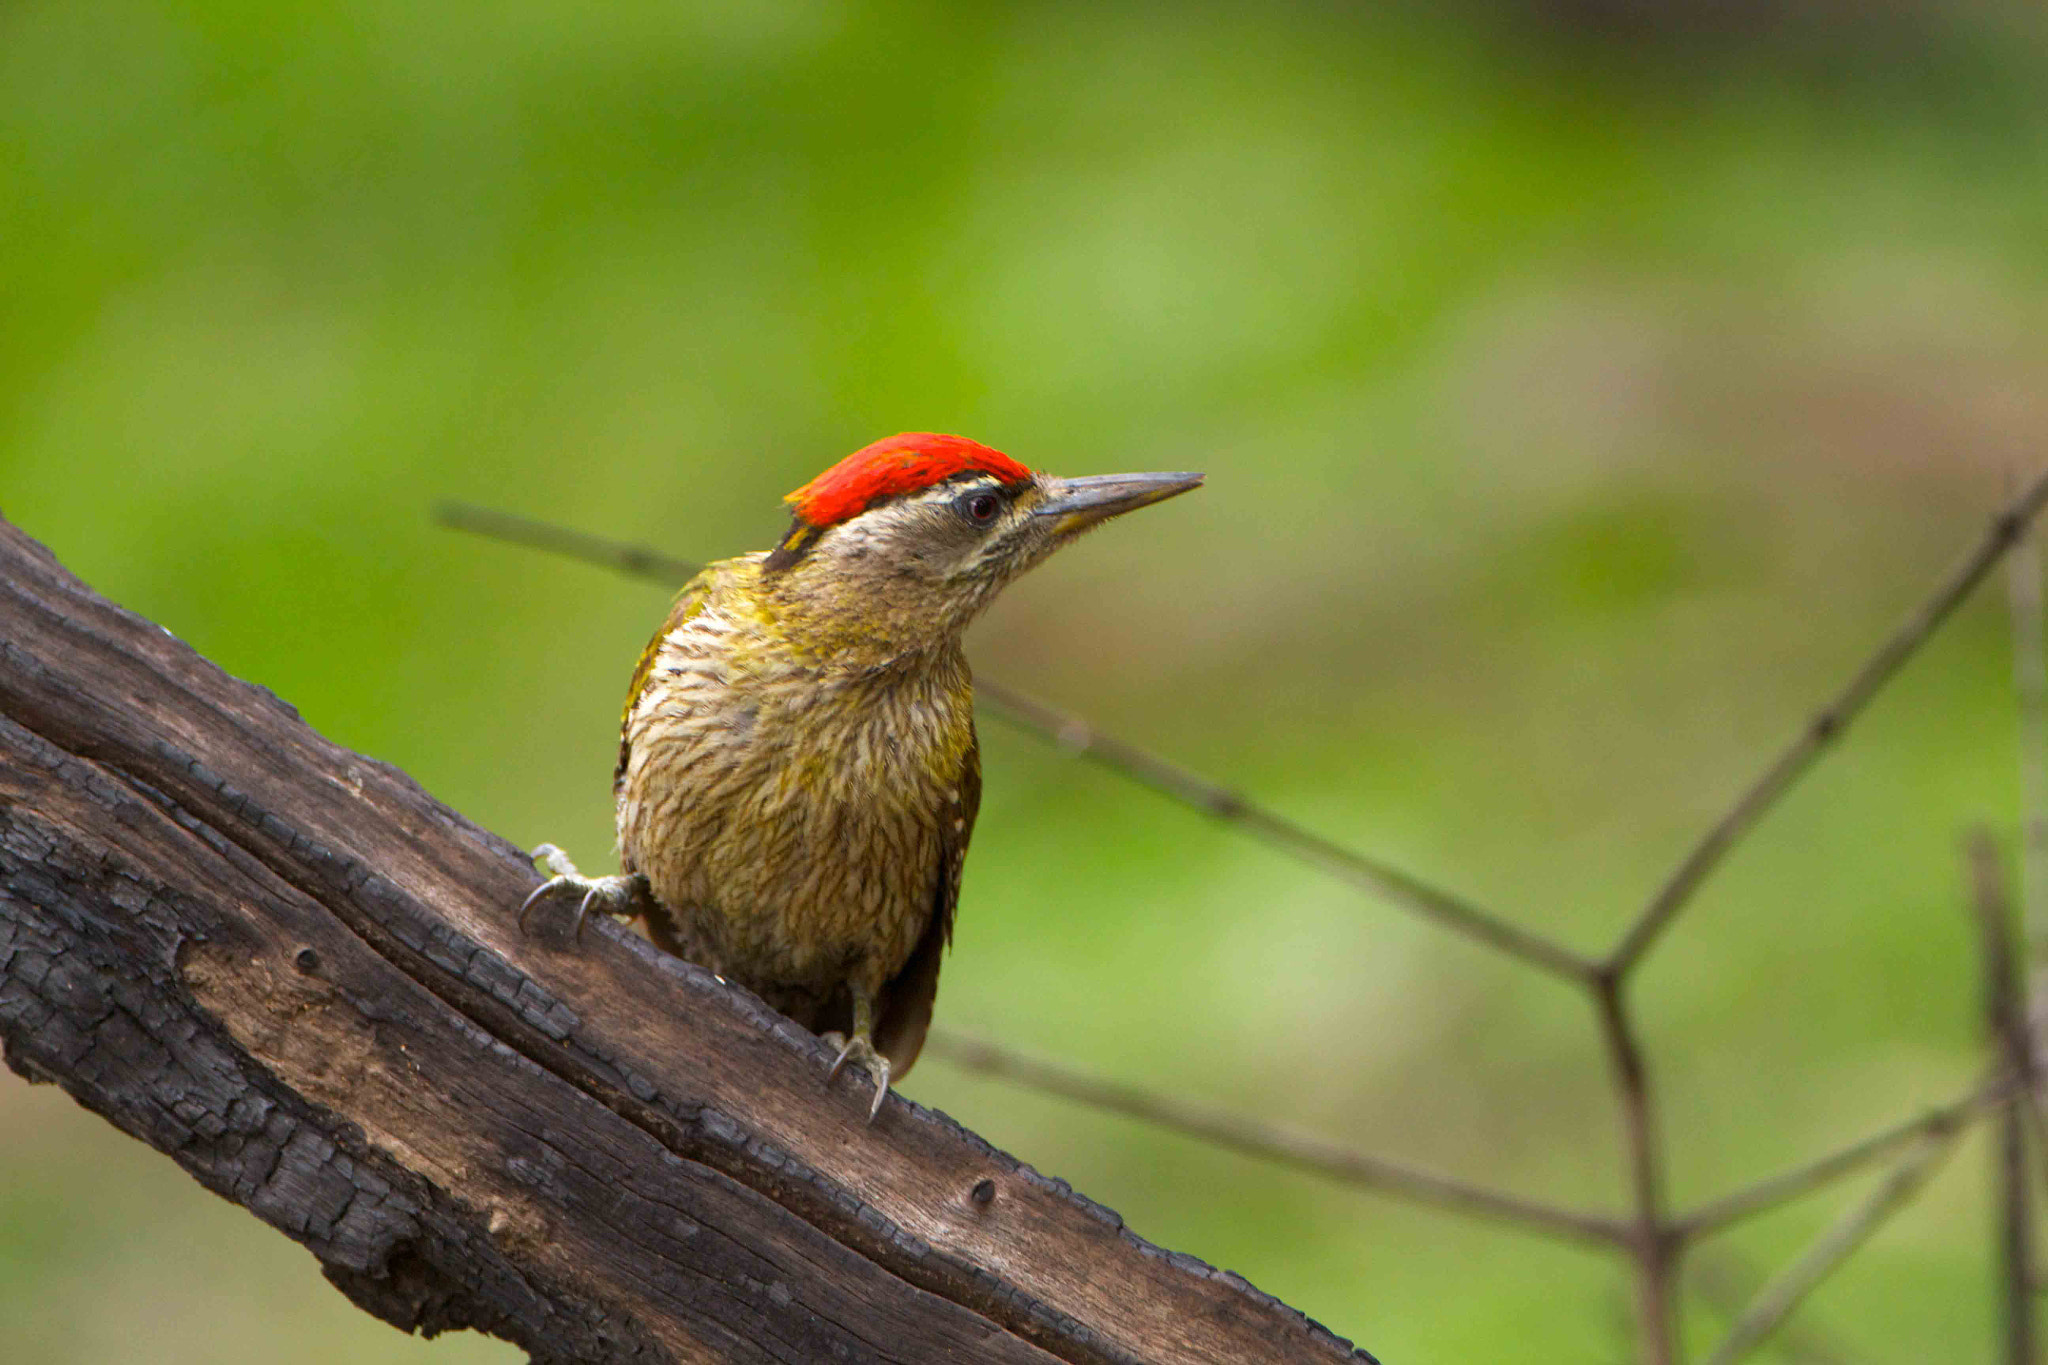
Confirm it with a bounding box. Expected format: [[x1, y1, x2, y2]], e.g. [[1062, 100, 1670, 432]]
[[1673, 1073, 2007, 1240], [1693, 833, 2035, 1365], [1699, 1132, 1961, 1365], [0, 515, 1372, 1365], [1965, 830, 2040, 1365], [2003, 504, 2048, 957], [1591, 975, 1678, 1365], [1687, 1250, 1854, 1365], [925, 1034, 1629, 1248], [1606, 466, 2048, 976]]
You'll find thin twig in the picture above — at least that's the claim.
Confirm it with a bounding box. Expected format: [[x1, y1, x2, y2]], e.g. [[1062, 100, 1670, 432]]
[[962, 685, 1596, 983], [1970, 832, 2041, 1120], [1967, 829, 2039, 1365], [1675, 1073, 2010, 1239], [1998, 1104, 2035, 1365], [2001, 515, 2048, 1232], [432, 500, 1596, 984], [1607, 466, 2048, 977], [1689, 1250, 1852, 1365], [434, 501, 704, 584], [2006, 507, 2048, 957], [1592, 976, 1678, 1365], [1700, 1131, 1962, 1365], [924, 1032, 1631, 1248]]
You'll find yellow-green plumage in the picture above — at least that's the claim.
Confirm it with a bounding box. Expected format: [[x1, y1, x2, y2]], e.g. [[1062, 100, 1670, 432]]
[[615, 553, 979, 1074], [521, 433, 1200, 1120]]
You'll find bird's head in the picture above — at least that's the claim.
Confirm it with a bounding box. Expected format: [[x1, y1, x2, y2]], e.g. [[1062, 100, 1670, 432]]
[[762, 433, 1202, 656]]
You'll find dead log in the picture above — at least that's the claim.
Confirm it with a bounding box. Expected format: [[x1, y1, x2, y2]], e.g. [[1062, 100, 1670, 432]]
[[0, 514, 1374, 1365]]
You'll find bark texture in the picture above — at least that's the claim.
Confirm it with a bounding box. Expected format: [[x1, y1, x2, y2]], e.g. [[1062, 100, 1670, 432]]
[[0, 515, 1374, 1365]]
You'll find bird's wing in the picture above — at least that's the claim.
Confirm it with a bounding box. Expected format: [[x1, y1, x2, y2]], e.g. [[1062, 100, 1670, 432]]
[[938, 721, 982, 947], [613, 570, 715, 796], [875, 721, 981, 1077]]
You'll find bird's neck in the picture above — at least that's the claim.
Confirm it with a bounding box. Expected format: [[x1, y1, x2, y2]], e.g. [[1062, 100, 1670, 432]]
[[756, 555, 982, 677]]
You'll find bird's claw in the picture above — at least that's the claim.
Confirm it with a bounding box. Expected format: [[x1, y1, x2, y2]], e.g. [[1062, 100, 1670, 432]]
[[826, 1033, 892, 1123], [518, 844, 641, 941]]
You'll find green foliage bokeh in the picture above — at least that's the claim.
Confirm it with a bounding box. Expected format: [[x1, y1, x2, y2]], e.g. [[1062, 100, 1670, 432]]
[[5, 2, 2048, 1360]]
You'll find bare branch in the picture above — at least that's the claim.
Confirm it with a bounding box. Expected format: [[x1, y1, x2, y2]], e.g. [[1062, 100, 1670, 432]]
[[1688, 1250, 1854, 1365], [434, 500, 703, 584], [1970, 833, 2041, 1113], [1996, 1103, 2035, 1365], [433, 500, 1596, 984], [924, 1033, 1630, 1248], [1700, 1132, 1962, 1365], [962, 686, 1596, 983], [2004, 506, 2048, 955], [1675, 1074, 2009, 1239], [1966, 830, 2040, 1365], [1607, 465, 2048, 977], [1591, 976, 1678, 1365]]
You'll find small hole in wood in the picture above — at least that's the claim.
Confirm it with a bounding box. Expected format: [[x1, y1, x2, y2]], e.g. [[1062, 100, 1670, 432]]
[[293, 947, 321, 974], [969, 1178, 996, 1208]]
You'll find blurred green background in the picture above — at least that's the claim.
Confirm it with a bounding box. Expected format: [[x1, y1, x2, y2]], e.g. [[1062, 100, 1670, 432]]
[[6, 1, 2048, 1360]]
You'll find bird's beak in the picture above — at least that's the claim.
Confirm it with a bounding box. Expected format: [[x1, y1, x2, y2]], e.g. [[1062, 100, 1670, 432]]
[[1033, 471, 1205, 538]]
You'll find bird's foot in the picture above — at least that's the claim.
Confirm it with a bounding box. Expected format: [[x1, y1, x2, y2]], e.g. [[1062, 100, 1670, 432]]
[[823, 1031, 893, 1123], [518, 843, 646, 941]]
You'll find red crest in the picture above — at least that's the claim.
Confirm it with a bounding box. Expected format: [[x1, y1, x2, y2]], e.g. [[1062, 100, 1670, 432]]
[[785, 434, 1033, 528]]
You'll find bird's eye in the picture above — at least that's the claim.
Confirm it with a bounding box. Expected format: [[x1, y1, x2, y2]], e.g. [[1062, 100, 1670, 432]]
[[961, 491, 1001, 525]]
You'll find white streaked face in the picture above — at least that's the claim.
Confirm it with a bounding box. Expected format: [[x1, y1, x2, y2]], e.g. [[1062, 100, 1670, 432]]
[[813, 473, 1056, 590], [768, 465, 1200, 650]]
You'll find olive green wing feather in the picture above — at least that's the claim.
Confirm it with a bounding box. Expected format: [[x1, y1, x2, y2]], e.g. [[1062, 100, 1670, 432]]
[[875, 722, 981, 1076], [613, 570, 715, 796]]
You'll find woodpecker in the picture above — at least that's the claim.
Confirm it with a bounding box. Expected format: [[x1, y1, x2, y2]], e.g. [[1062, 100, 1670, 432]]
[[520, 433, 1202, 1119]]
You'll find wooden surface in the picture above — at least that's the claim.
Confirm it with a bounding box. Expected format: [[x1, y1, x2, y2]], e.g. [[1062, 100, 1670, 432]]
[[0, 515, 1375, 1365]]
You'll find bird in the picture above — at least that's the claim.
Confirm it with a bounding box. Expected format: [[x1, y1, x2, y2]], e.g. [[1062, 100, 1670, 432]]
[[519, 433, 1202, 1119]]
